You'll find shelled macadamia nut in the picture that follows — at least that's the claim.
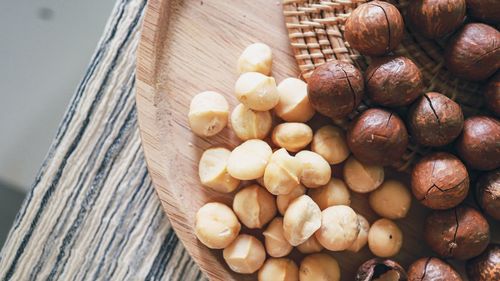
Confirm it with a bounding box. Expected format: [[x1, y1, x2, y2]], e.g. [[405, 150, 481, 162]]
[[198, 147, 240, 193], [223, 234, 266, 274], [296, 235, 324, 254], [343, 156, 384, 193], [272, 123, 313, 152], [316, 205, 360, 251], [407, 0, 466, 39], [368, 218, 403, 258], [263, 217, 293, 258], [347, 214, 370, 252], [308, 178, 351, 210], [296, 150, 331, 188], [237, 43, 272, 75], [188, 91, 229, 137], [233, 184, 277, 229], [258, 258, 299, 281], [274, 78, 315, 122], [299, 253, 341, 281], [230, 103, 272, 140], [234, 72, 279, 111], [408, 257, 462, 281], [369, 180, 411, 219], [194, 202, 241, 249], [283, 195, 322, 246], [311, 125, 350, 165], [264, 148, 303, 195], [227, 139, 272, 180], [277, 185, 306, 215]]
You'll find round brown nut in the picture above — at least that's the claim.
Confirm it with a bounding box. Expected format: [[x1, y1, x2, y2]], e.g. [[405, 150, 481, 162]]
[[365, 56, 424, 107], [424, 205, 490, 260], [198, 147, 240, 193], [233, 184, 277, 229], [227, 139, 272, 180], [237, 43, 273, 75], [276, 185, 306, 215], [283, 195, 322, 246], [355, 259, 407, 281], [347, 108, 409, 166], [466, 244, 500, 281], [263, 217, 293, 258], [264, 148, 302, 195], [408, 257, 462, 281], [188, 91, 229, 137], [307, 61, 364, 119], [343, 156, 385, 193], [258, 258, 299, 281], [308, 178, 351, 210], [411, 152, 469, 210], [274, 78, 315, 122], [272, 123, 313, 153], [296, 235, 324, 254], [466, 0, 500, 24], [299, 253, 341, 281], [315, 205, 360, 251], [369, 180, 411, 219], [296, 150, 331, 188], [230, 103, 272, 141], [476, 169, 500, 220], [368, 218, 403, 258], [456, 116, 500, 170], [223, 234, 266, 274], [407, 0, 466, 39], [347, 214, 370, 253], [484, 73, 500, 117], [194, 202, 241, 249], [408, 92, 464, 147], [234, 72, 279, 111], [344, 1, 404, 56], [444, 23, 500, 81], [311, 125, 350, 165]]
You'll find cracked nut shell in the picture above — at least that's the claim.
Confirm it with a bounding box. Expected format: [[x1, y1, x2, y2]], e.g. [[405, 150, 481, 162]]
[[408, 257, 462, 281], [307, 61, 364, 119], [411, 152, 469, 210], [484, 73, 500, 117], [345, 1, 404, 56], [408, 92, 464, 147], [465, 0, 500, 24], [476, 169, 500, 220], [407, 0, 466, 39], [355, 258, 407, 281], [424, 205, 490, 260], [466, 244, 500, 281]]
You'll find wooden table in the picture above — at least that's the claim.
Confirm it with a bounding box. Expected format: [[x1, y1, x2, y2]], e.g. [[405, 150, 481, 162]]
[[0, 0, 204, 279]]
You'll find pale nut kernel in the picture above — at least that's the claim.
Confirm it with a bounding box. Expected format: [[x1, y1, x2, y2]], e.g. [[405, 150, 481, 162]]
[[198, 147, 240, 193], [258, 258, 299, 281], [295, 150, 331, 188], [194, 202, 241, 249], [234, 72, 279, 111], [283, 195, 322, 246], [299, 253, 341, 281], [296, 235, 324, 254], [369, 180, 411, 219], [274, 78, 315, 122], [227, 139, 272, 180], [263, 217, 293, 258], [272, 123, 313, 152], [311, 125, 350, 164], [308, 178, 351, 210], [277, 185, 306, 215], [223, 234, 266, 274], [264, 148, 303, 195], [368, 218, 403, 258], [343, 156, 384, 193], [346, 214, 370, 252], [315, 205, 360, 251], [233, 184, 277, 229], [188, 91, 229, 137], [237, 43, 273, 75], [230, 103, 272, 141]]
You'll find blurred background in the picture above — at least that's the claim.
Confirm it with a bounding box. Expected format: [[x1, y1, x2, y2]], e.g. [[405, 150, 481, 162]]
[[0, 0, 115, 246]]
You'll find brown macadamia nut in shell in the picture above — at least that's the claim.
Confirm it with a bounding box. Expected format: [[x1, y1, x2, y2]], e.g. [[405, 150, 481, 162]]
[[408, 257, 462, 281], [299, 254, 341, 281], [466, 244, 500, 281], [407, 0, 466, 39], [476, 169, 500, 220], [263, 217, 293, 258], [233, 184, 277, 229], [198, 147, 240, 193], [230, 103, 272, 141], [272, 123, 313, 153], [466, 0, 500, 24], [368, 218, 403, 258], [223, 234, 266, 274], [296, 150, 331, 188], [264, 148, 302, 195], [315, 205, 360, 251], [188, 91, 229, 137], [369, 180, 411, 219], [283, 195, 322, 246], [484, 73, 500, 117], [275, 78, 315, 122], [311, 125, 350, 165], [258, 258, 299, 281], [276, 184, 306, 215], [194, 202, 241, 249], [344, 156, 385, 193], [308, 178, 351, 210], [355, 258, 407, 281]]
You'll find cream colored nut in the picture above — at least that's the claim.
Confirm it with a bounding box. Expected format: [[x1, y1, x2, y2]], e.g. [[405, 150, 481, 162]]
[[343, 156, 384, 193], [274, 78, 315, 122], [230, 103, 272, 141], [295, 150, 331, 188], [368, 218, 403, 258], [276, 185, 306, 215], [264, 148, 303, 195], [233, 184, 277, 229], [272, 123, 313, 152], [234, 72, 279, 111], [237, 43, 273, 75], [346, 214, 370, 252], [315, 205, 360, 251], [198, 147, 240, 193], [194, 202, 241, 249], [308, 178, 351, 210], [283, 195, 321, 246], [258, 258, 299, 281], [227, 139, 272, 180], [299, 253, 341, 281], [296, 235, 324, 254], [223, 234, 266, 274], [369, 180, 411, 219], [188, 91, 229, 137], [311, 125, 350, 164], [263, 217, 293, 258]]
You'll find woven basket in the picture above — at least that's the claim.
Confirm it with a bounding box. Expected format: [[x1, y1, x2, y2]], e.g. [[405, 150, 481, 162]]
[[282, 0, 488, 171]]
